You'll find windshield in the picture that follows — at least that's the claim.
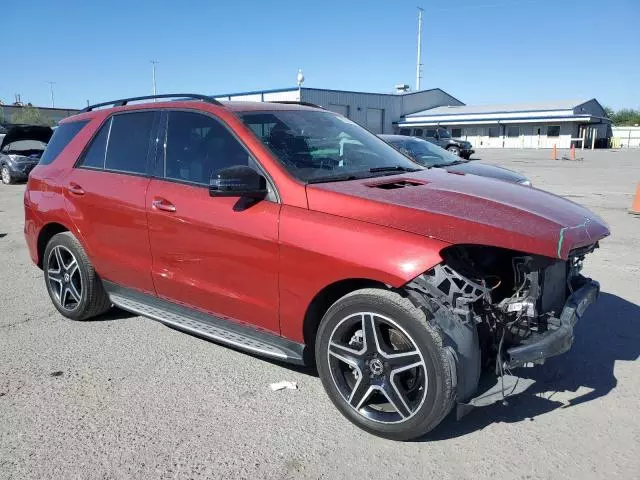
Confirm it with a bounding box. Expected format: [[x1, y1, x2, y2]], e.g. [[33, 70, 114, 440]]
[[240, 110, 422, 182], [388, 138, 463, 167]]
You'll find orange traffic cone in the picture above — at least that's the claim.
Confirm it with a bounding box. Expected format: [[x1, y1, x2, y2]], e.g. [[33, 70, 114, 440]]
[[552, 144, 557, 160], [630, 183, 640, 216], [570, 144, 576, 161]]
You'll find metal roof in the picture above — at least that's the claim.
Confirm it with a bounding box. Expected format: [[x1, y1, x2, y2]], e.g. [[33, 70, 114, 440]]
[[406, 99, 594, 117]]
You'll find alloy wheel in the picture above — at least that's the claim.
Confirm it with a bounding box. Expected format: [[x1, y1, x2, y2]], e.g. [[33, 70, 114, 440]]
[[327, 312, 427, 424], [47, 245, 83, 311], [1, 166, 10, 184]]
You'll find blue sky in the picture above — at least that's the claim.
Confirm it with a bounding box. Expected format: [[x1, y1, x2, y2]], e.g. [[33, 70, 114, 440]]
[[2, 0, 639, 110]]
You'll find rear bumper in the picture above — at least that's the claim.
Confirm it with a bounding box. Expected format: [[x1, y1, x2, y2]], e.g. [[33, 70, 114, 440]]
[[505, 277, 599, 368]]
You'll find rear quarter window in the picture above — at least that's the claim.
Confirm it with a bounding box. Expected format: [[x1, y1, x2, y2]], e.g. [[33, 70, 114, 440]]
[[39, 120, 89, 165]]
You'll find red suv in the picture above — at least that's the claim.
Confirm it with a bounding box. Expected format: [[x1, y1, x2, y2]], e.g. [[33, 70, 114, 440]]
[[24, 94, 609, 440]]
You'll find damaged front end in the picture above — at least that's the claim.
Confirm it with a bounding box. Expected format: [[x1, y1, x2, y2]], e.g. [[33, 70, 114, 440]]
[[404, 243, 600, 414]]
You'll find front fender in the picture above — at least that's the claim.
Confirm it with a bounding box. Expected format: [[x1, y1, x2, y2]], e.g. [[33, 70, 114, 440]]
[[278, 205, 449, 342]]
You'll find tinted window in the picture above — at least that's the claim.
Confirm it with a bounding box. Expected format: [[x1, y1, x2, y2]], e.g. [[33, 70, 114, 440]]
[[488, 127, 500, 137], [413, 128, 424, 137], [164, 111, 251, 185], [425, 129, 437, 138], [547, 125, 560, 137], [78, 118, 111, 169], [104, 112, 155, 174], [398, 129, 410, 136], [39, 120, 88, 165]]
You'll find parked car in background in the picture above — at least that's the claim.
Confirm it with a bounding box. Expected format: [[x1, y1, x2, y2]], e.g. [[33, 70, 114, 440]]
[[0, 124, 53, 184], [380, 134, 531, 185], [24, 94, 609, 440], [399, 126, 474, 158]]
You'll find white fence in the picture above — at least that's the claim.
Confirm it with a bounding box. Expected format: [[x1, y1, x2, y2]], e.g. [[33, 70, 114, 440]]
[[612, 126, 640, 148]]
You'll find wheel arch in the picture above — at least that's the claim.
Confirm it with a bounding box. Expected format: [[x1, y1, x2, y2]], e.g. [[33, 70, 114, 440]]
[[36, 222, 70, 268], [302, 277, 388, 364]]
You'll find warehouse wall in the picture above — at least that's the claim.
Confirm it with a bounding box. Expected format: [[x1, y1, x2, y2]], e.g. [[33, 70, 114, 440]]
[[212, 87, 464, 134], [422, 122, 576, 148]]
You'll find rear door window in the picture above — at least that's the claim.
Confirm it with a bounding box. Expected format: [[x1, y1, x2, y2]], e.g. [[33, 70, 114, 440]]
[[104, 112, 156, 175], [78, 118, 111, 169], [39, 120, 88, 165]]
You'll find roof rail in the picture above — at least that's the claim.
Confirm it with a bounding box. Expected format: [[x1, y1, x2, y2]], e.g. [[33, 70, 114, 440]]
[[80, 93, 223, 113], [267, 100, 325, 110]]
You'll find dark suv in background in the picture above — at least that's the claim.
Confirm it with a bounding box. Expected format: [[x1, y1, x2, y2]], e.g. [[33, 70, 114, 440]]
[[398, 126, 474, 158]]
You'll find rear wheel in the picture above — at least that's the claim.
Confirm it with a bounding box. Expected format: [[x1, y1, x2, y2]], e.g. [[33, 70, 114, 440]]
[[447, 146, 461, 156], [43, 232, 111, 321], [1, 165, 13, 185], [315, 288, 454, 440]]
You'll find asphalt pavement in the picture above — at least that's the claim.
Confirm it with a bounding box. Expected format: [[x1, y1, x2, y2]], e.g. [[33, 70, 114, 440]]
[[1, 148, 639, 479]]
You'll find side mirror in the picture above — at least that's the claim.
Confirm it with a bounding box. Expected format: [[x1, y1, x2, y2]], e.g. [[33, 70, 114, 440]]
[[209, 165, 268, 199]]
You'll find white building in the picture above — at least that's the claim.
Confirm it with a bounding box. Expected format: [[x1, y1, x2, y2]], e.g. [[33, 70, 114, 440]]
[[396, 99, 611, 149], [213, 87, 463, 134]]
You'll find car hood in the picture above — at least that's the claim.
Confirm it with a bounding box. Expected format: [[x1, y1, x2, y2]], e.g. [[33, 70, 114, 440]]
[[306, 169, 609, 260], [0, 125, 53, 151], [443, 161, 526, 183]]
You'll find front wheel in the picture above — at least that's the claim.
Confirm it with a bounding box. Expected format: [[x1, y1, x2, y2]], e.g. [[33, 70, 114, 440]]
[[1, 165, 13, 185], [315, 288, 455, 440], [447, 146, 461, 156]]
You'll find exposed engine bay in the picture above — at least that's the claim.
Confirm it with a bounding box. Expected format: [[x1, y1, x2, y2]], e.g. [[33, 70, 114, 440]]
[[405, 243, 599, 402]]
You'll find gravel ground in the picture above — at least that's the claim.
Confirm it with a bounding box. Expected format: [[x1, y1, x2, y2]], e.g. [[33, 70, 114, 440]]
[[1, 148, 639, 479]]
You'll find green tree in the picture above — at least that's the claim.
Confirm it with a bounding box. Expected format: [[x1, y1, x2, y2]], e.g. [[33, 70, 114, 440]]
[[11, 106, 55, 126], [604, 106, 615, 120], [612, 108, 640, 126]]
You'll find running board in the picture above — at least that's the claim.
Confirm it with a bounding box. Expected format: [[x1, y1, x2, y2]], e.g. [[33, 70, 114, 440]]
[[103, 282, 306, 365]]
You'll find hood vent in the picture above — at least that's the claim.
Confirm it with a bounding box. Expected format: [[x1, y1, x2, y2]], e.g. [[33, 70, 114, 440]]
[[369, 180, 425, 190]]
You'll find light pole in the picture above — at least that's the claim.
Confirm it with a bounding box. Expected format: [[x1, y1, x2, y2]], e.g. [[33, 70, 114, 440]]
[[47, 82, 56, 108], [151, 61, 159, 97], [416, 7, 423, 91], [296, 69, 305, 101]]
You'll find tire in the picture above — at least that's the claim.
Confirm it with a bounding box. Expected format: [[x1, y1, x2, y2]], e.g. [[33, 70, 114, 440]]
[[1, 164, 13, 185], [447, 146, 461, 156], [43, 232, 111, 321], [315, 288, 454, 441]]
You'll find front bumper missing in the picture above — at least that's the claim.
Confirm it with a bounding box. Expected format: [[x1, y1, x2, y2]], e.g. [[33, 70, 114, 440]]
[[505, 278, 599, 369]]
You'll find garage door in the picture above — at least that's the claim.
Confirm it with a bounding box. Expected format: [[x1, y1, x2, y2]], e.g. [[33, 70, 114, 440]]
[[366, 108, 384, 134]]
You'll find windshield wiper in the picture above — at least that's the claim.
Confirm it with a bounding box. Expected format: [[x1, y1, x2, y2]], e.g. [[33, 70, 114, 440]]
[[368, 166, 421, 173], [444, 160, 468, 166], [306, 174, 360, 184]]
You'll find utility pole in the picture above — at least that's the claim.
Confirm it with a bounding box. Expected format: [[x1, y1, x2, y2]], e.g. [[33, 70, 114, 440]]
[[47, 82, 56, 108], [151, 60, 159, 97], [416, 7, 424, 91]]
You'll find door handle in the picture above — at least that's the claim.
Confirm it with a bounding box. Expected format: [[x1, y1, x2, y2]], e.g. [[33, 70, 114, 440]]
[[67, 183, 85, 195], [152, 198, 177, 213]]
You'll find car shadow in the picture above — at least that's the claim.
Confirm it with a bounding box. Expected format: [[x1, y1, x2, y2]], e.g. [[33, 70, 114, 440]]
[[422, 291, 640, 441], [86, 306, 137, 322]]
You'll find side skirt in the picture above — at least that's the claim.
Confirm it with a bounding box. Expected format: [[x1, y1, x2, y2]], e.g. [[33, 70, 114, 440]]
[[103, 281, 306, 365]]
